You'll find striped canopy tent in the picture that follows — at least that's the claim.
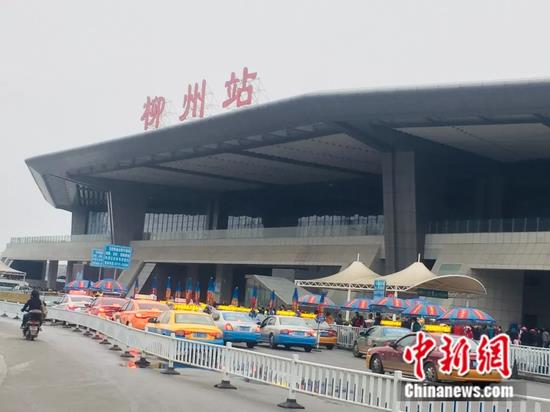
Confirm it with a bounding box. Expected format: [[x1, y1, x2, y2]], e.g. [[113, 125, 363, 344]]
[[64, 279, 92, 291], [91, 278, 127, 294], [342, 297, 371, 311], [402, 303, 446, 318], [437, 307, 495, 324], [299, 293, 337, 307], [369, 296, 407, 313]]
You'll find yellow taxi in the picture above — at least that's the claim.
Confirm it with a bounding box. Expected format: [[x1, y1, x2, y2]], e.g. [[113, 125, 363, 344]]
[[145, 310, 224, 345], [114, 294, 169, 330]]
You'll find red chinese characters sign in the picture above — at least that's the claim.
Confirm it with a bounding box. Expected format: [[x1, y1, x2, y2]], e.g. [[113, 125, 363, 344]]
[[140, 67, 258, 129], [140, 96, 166, 131], [403, 331, 511, 381]]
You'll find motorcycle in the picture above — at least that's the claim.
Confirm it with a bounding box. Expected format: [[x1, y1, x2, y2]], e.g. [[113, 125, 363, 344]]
[[22, 309, 43, 341]]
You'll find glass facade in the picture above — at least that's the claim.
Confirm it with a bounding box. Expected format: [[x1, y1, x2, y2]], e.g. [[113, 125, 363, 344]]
[[144, 213, 207, 233]]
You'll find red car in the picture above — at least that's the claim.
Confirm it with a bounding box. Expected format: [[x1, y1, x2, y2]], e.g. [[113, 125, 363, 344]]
[[87, 296, 127, 318], [366, 333, 502, 383]]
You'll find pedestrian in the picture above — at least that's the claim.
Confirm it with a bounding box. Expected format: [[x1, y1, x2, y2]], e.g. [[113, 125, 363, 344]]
[[519, 327, 529, 346], [364, 313, 374, 328], [472, 325, 482, 341], [411, 317, 422, 332], [335, 313, 344, 325], [325, 312, 334, 325], [542, 329, 550, 348], [465, 325, 474, 339], [373, 312, 382, 326]]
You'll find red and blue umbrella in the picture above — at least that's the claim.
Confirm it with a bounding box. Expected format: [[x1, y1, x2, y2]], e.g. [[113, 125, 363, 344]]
[[206, 277, 215, 305], [437, 307, 495, 324], [369, 296, 407, 313], [299, 293, 336, 307], [175, 280, 182, 299], [317, 292, 327, 314], [194, 280, 201, 303], [402, 303, 446, 318], [404, 298, 426, 308], [230, 286, 239, 306], [64, 279, 91, 291], [185, 277, 194, 303], [91, 278, 126, 294], [250, 285, 258, 309], [165, 276, 172, 300], [292, 287, 299, 312], [342, 297, 371, 311]]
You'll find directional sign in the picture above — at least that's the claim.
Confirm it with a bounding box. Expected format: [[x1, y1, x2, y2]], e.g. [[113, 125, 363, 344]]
[[373, 279, 386, 300], [90, 249, 104, 268], [102, 244, 133, 269]]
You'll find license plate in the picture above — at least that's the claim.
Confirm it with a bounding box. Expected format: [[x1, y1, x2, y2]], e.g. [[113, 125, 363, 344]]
[[194, 333, 206, 338], [293, 331, 304, 336], [30, 326, 38, 332], [320, 332, 328, 337], [239, 326, 249, 331]]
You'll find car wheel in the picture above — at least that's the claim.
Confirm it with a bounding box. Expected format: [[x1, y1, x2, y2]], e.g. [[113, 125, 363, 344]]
[[370, 355, 384, 374], [326, 345, 334, 350], [284, 345, 291, 350], [304, 346, 313, 353], [269, 334, 278, 349], [352, 342, 363, 358], [246, 342, 256, 349], [424, 362, 438, 383]]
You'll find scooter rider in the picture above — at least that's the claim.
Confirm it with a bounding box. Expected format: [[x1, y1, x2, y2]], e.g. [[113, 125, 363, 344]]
[[20, 289, 44, 329]]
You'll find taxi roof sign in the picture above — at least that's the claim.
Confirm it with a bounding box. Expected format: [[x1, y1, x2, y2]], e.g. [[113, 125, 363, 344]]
[[134, 293, 157, 301], [68, 290, 89, 295]]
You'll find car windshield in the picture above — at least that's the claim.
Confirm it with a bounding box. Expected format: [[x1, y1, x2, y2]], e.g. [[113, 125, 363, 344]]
[[98, 298, 125, 306], [175, 313, 215, 325], [279, 317, 308, 327], [382, 327, 410, 337], [69, 296, 92, 303], [223, 312, 251, 322], [137, 302, 168, 311]]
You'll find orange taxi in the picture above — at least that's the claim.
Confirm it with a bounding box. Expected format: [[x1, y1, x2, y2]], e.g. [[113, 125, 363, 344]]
[[114, 295, 169, 329]]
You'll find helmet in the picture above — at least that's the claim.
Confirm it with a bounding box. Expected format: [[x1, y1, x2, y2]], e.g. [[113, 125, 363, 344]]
[[31, 289, 40, 299]]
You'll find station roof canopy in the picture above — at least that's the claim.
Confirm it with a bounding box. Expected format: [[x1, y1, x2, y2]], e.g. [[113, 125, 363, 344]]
[[26, 79, 550, 210], [296, 260, 381, 290]]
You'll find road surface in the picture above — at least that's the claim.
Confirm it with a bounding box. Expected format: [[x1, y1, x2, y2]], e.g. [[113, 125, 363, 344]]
[[0, 318, 369, 412]]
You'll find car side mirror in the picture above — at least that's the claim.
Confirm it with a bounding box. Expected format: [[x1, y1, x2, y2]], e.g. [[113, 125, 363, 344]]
[[388, 341, 398, 349], [149, 317, 158, 324], [359, 331, 367, 337], [212, 313, 220, 321], [53, 301, 61, 305]]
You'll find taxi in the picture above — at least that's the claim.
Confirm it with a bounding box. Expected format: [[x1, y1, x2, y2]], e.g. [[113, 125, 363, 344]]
[[114, 294, 169, 330], [146, 310, 224, 345], [86, 296, 127, 319], [305, 318, 337, 349]]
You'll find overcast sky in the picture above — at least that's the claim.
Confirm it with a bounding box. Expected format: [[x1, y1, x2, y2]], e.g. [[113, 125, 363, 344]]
[[1, 0, 550, 249]]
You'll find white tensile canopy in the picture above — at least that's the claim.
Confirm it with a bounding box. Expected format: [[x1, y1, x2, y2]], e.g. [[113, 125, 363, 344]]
[[295, 260, 380, 290], [382, 262, 486, 295], [295, 260, 486, 296]]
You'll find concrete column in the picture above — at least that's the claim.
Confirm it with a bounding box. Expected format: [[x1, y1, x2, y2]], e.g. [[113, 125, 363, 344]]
[[107, 188, 147, 245], [71, 208, 88, 235], [66, 261, 75, 283], [215, 264, 233, 304], [46, 260, 58, 290], [382, 151, 425, 273]]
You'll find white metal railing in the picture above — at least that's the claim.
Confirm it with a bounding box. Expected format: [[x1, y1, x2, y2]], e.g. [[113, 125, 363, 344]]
[[511, 344, 550, 376], [8, 234, 110, 245], [335, 324, 364, 349], [2, 301, 550, 411], [147, 224, 375, 241]]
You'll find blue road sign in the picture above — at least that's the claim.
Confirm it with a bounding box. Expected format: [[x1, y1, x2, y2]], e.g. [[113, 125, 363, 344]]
[[90, 249, 104, 267], [373, 279, 386, 300], [102, 244, 133, 269]]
